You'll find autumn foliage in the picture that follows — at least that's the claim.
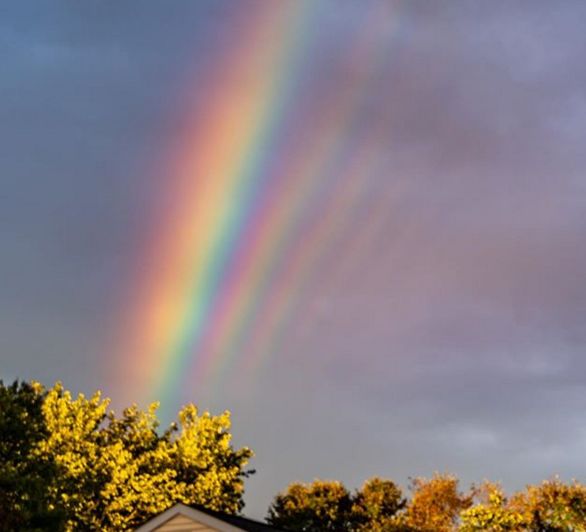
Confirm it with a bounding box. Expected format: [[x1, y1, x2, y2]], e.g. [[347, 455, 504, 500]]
[[1, 380, 585, 531], [268, 475, 586, 531], [0, 380, 252, 531]]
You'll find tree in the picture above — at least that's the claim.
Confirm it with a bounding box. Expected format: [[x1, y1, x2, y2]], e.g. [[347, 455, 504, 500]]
[[351, 477, 406, 531], [460, 482, 527, 531], [460, 478, 586, 532], [267, 478, 407, 531], [267, 480, 353, 531], [510, 478, 586, 531], [400, 473, 473, 532], [0, 380, 65, 531], [0, 380, 253, 531]]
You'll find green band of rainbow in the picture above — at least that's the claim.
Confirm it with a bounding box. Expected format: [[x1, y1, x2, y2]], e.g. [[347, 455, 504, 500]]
[[115, 1, 408, 408]]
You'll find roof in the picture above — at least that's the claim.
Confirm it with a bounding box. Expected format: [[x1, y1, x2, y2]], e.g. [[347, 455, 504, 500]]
[[134, 503, 285, 532]]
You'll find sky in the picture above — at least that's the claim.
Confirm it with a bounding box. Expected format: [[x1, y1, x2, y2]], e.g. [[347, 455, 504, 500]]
[[1, 0, 586, 520]]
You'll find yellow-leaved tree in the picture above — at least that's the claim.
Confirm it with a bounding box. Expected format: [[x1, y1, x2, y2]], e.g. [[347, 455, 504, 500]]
[[8, 381, 253, 531], [510, 478, 586, 531], [460, 482, 527, 531], [399, 473, 473, 532]]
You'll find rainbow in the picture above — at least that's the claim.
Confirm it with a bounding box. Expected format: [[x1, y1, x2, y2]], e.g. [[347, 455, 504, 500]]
[[115, 1, 407, 408]]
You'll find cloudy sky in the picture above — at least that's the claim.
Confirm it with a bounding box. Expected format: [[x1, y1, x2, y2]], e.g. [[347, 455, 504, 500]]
[[1, 0, 585, 519]]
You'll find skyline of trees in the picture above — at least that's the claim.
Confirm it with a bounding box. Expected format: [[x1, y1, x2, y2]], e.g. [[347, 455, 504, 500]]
[[268, 476, 586, 531], [1, 379, 584, 531]]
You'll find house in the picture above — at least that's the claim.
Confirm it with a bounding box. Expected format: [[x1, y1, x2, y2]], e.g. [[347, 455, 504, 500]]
[[134, 503, 285, 532]]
